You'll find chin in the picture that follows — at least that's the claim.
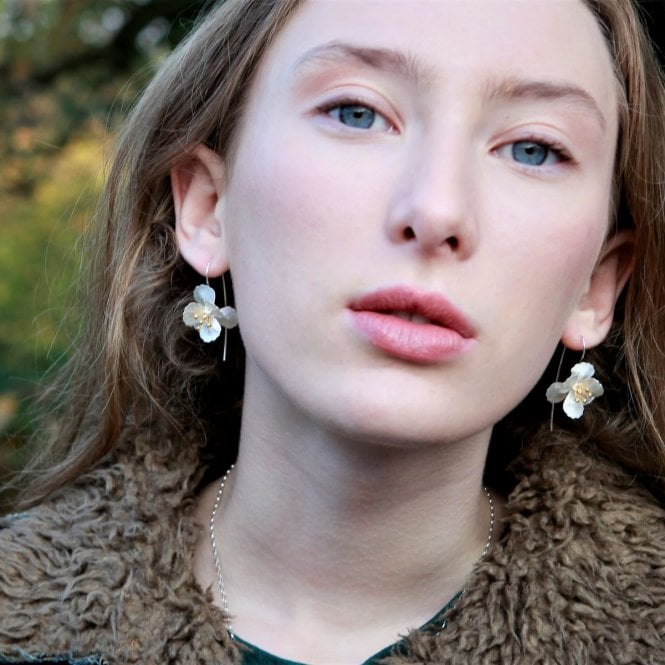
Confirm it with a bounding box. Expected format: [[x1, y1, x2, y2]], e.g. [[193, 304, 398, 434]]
[[313, 396, 489, 451]]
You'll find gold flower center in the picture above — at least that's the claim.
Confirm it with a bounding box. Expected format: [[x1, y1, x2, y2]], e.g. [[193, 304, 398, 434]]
[[193, 309, 214, 330], [572, 381, 593, 404]]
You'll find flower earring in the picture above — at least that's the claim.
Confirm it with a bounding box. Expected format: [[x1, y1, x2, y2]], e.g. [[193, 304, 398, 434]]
[[183, 262, 238, 360], [546, 338, 604, 423]]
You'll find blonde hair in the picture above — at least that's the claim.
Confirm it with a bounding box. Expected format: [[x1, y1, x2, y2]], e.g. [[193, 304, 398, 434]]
[[14, 0, 665, 507]]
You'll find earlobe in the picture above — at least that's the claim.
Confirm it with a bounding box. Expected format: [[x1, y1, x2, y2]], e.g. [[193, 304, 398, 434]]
[[561, 230, 634, 350], [172, 144, 228, 277]]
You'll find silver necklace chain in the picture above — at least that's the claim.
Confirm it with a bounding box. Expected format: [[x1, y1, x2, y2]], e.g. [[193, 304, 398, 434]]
[[209, 463, 495, 640], [209, 464, 236, 638]]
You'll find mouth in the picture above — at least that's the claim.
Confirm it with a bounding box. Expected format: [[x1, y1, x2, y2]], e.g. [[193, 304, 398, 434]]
[[347, 286, 476, 363], [348, 286, 476, 338], [384, 311, 433, 324]]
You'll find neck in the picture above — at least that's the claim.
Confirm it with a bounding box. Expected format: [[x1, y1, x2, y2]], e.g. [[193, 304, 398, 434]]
[[205, 370, 497, 661]]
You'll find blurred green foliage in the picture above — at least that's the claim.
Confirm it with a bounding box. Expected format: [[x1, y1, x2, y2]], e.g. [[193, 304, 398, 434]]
[[0, 0, 210, 490]]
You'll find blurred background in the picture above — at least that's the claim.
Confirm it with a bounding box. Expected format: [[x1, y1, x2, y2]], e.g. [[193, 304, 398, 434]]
[[0, 0, 209, 497], [0, 0, 664, 499]]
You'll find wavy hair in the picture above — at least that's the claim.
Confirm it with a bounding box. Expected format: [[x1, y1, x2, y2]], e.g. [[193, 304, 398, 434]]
[[14, 0, 665, 507]]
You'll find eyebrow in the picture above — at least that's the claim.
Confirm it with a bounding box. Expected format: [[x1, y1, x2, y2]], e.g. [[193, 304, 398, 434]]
[[486, 78, 607, 132], [293, 41, 432, 86]]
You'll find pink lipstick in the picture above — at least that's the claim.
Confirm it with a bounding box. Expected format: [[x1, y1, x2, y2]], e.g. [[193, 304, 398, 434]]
[[348, 286, 476, 363]]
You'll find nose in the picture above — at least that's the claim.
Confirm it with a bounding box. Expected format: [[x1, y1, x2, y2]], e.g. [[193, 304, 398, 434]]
[[385, 133, 478, 259]]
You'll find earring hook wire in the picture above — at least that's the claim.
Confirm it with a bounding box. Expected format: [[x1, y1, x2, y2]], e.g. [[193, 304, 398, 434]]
[[205, 260, 231, 362], [549, 345, 567, 432], [221, 272, 230, 363]]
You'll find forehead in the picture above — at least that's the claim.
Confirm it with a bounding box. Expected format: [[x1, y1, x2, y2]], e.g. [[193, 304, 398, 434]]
[[255, 0, 618, 123]]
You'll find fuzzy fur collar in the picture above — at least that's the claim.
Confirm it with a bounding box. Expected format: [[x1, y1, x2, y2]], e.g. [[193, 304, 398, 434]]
[[1, 437, 665, 664]]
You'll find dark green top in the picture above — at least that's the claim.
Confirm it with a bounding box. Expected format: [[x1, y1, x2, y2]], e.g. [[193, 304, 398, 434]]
[[237, 592, 462, 665]]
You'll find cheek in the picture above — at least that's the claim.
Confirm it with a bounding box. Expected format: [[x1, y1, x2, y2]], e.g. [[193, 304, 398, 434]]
[[221, 136, 352, 345], [228, 135, 339, 240], [225, 156, 318, 271], [484, 183, 611, 336], [498, 178, 609, 273], [223, 127, 389, 282]]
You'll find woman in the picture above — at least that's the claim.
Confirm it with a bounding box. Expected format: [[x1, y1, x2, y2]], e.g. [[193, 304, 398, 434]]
[[2, 0, 665, 663]]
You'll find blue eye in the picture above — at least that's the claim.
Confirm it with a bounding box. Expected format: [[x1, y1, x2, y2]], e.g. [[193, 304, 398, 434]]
[[495, 137, 571, 170], [512, 141, 550, 166], [329, 104, 377, 129]]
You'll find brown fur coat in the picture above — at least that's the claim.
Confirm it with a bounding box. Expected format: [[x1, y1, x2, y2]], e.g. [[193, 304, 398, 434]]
[[1, 434, 665, 664]]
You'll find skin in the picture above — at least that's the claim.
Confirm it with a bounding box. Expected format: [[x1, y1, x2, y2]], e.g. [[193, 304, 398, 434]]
[[174, 1, 633, 661]]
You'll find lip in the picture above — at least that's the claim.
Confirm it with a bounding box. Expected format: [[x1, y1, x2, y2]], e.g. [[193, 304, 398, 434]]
[[348, 286, 476, 363]]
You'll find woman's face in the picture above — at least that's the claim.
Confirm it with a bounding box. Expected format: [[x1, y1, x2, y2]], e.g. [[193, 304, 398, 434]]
[[209, 0, 621, 446]]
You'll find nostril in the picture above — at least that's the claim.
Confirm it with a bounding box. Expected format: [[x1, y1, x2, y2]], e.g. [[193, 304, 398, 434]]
[[401, 226, 461, 250]]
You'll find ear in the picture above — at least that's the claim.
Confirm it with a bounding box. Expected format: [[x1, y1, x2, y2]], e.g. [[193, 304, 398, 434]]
[[561, 230, 634, 350], [172, 144, 228, 278]]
